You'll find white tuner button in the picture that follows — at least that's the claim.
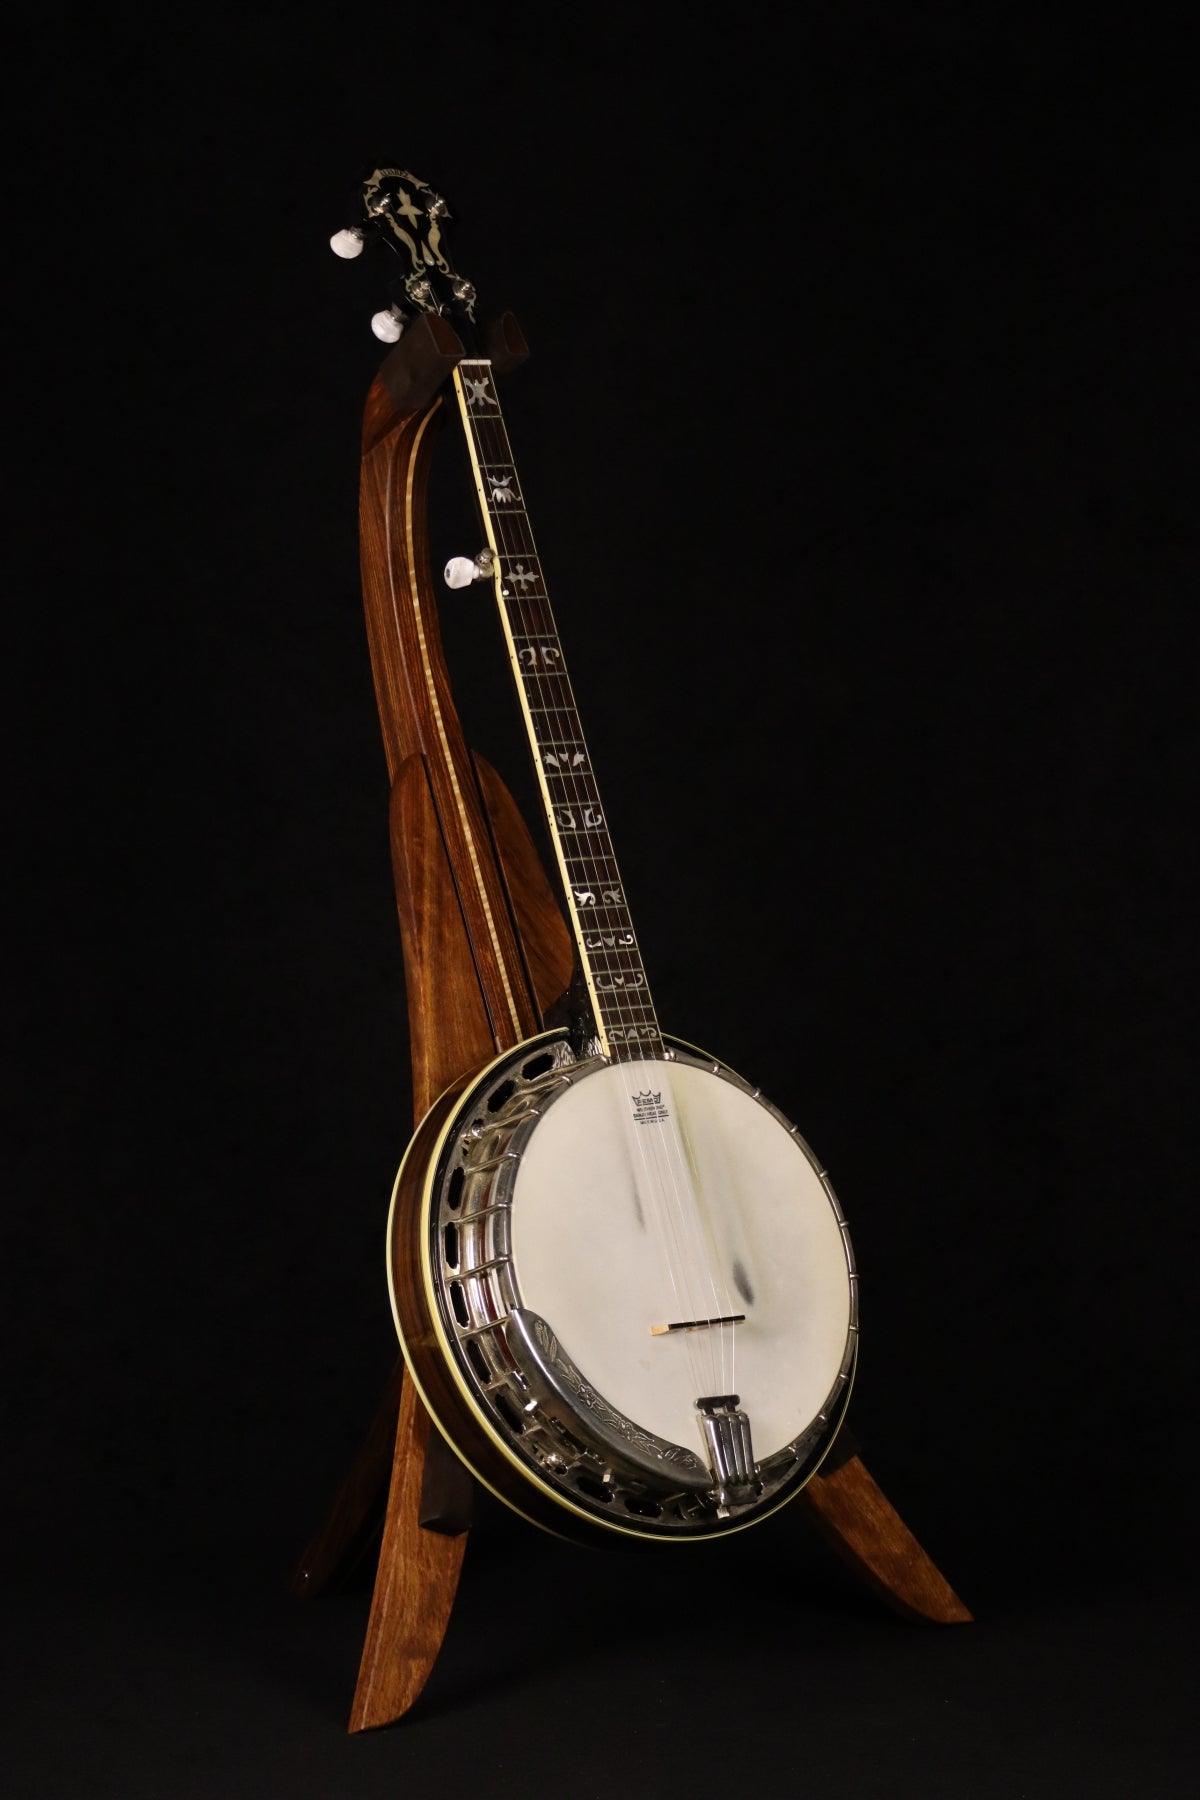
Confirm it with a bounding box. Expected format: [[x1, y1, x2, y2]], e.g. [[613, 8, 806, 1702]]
[[444, 556, 480, 589], [329, 228, 364, 259], [370, 306, 405, 343]]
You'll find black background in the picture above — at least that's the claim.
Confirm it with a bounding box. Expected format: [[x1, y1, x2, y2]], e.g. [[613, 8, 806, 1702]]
[[6, 9, 1196, 1796]]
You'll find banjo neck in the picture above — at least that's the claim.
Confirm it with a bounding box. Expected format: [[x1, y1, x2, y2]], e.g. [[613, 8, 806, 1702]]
[[450, 359, 663, 1064]]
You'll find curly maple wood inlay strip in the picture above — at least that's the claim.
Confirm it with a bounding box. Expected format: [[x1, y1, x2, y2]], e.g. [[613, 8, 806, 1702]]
[[383, 397, 525, 1044]]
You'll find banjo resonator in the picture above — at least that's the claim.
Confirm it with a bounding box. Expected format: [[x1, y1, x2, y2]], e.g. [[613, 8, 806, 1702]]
[[389, 1033, 858, 1540]]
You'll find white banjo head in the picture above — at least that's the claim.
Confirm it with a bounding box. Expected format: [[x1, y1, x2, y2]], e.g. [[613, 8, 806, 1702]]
[[392, 1033, 858, 1541]]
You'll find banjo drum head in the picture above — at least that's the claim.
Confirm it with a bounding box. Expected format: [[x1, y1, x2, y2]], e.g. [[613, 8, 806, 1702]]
[[508, 1052, 855, 1467]]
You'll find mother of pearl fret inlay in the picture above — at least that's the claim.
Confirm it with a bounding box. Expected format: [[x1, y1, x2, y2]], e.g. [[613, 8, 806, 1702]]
[[451, 362, 661, 1062]]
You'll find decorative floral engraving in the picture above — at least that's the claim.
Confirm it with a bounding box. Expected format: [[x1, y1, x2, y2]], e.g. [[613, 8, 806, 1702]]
[[529, 1318, 701, 1468]]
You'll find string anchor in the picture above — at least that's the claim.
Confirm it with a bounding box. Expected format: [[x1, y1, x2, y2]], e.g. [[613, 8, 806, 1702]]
[[696, 1395, 757, 1513], [444, 548, 495, 590]]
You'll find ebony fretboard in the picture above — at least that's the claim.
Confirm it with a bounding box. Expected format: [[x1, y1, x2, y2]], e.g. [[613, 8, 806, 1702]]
[[452, 358, 662, 1061]]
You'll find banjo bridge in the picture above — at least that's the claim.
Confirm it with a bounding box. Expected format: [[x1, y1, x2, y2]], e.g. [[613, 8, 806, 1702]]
[[696, 1395, 757, 1511], [649, 1313, 745, 1336]]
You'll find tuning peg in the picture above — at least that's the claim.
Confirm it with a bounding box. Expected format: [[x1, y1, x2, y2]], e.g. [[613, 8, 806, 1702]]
[[329, 227, 365, 259], [444, 549, 495, 590], [370, 305, 408, 343], [443, 558, 478, 590]]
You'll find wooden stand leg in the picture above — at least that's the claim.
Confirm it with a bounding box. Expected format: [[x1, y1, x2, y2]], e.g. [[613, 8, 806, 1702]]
[[290, 1354, 404, 1600], [290, 744, 577, 1728], [296, 1388, 970, 1630], [347, 1371, 469, 1731], [800, 1455, 972, 1623]]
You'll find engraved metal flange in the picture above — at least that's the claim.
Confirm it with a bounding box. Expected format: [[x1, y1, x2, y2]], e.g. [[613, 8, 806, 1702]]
[[426, 1031, 858, 1536]]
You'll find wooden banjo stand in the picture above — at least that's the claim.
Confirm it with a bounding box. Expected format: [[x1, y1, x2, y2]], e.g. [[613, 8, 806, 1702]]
[[291, 173, 971, 1733]]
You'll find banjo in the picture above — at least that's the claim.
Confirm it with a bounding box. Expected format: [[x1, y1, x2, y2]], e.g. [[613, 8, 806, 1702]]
[[337, 170, 858, 1544]]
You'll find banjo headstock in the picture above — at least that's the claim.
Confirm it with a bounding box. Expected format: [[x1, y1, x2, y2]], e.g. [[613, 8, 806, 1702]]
[[330, 166, 477, 342]]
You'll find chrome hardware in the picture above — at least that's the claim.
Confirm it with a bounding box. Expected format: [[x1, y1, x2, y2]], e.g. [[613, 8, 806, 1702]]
[[464, 1148, 521, 1174], [696, 1395, 757, 1511], [508, 1309, 711, 1491]]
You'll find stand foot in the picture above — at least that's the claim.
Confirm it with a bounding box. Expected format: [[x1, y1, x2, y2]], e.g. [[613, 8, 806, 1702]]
[[799, 1455, 972, 1623], [290, 1355, 404, 1599], [348, 1372, 469, 1732]]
